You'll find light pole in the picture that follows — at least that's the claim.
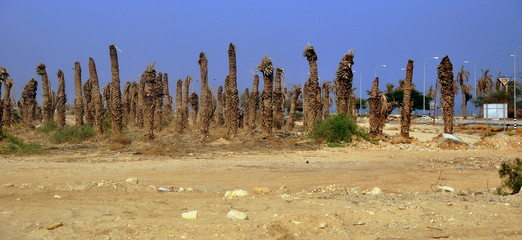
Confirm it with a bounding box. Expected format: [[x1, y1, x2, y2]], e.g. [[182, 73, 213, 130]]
[[513, 47, 522, 130], [374, 64, 387, 78], [463, 60, 477, 117], [423, 56, 439, 123], [353, 70, 362, 115]]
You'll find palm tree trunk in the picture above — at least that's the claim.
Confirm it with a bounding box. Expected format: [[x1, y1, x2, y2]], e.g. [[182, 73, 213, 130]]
[[438, 56, 455, 134], [400, 59, 414, 137], [216, 86, 225, 126], [129, 82, 138, 126], [225, 44, 240, 136], [122, 82, 131, 126], [248, 75, 260, 130], [322, 81, 331, 119], [273, 68, 284, 129], [88, 57, 103, 134], [258, 56, 274, 136], [2, 78, 13, 127], [20, 78, 38, 128], [303, 45, 322, 132], [335, 51, 355, 115], [190, 92, 199, 127], [182, 76, 192, 129], [74, 62, 84, 125], [175, 79, 184, 134], [154, 72, 164, 131], [163, 73, 174, 123], [287, 85, 302, 131], [199, 52, 213, 136], [369, 77, 381, 137], [36, 63, 54, 124], [243, 88, 250, 129], [137, 79, 145, 128], [56, 70, 67, 127], [109, 45, 123, 134], [142, 65, 157, 139]]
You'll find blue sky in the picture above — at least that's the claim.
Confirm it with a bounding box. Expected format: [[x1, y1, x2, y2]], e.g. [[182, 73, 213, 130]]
[[1, 0, 521, 114]]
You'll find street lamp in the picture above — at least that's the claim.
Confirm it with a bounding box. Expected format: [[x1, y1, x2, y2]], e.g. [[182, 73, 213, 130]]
[[513, 47, 522, 130], [423, 56, 439, 123], [353, 70, 363, 115], [374, 64, 387, 78]]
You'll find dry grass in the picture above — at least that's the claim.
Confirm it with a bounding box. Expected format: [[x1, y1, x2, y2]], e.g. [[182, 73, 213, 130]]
[[107, 134, 132, 150]]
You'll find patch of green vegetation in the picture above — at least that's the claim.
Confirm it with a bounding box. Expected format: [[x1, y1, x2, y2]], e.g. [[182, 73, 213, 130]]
[[50, 125, 96, 144], [312, 114, 374, 144], [326, 142, 345, 147], [0, 133, 45, 155], [505, 132, 516, 136], [497, 158, 522, 195], [35, 121, 59, 133]]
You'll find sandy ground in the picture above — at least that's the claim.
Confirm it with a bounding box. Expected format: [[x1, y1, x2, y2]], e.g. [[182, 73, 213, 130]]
[[1, 121, 522, 240]]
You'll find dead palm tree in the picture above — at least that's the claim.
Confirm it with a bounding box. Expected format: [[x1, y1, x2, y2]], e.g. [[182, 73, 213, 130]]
[[182, 76, 192, 129], [199, 52, 213, 136], [273, 67, 284, 129], [190, 92, 199, 127], [456, 66, 471, 119], [257, 56, 274, 136], [175, 79, 184, 133], [334, 51, 354, 115], [303, 45, 322, 132], [248, 75, 260, 130], [243, 88, 250, 128], [109, 45, 123, 134], [438, 56, 455, 134], [163, 73, 174, 123], [400, 60, 414, 138], [36, 63, 54, 124], [216, 86, 225, 126], [0, 67, 6, 140], [287, 85, 302, 131], [2, 78, 13, 127], [19, 78, 38, 128], [225, 43, 240, 136], [322, 81, 331, 119], [74, 62, 84, 125], [56, 70, 67, 127], [154, 72, 164, 131], [87, 58, 103, 134], [142, 64, 157, 139]]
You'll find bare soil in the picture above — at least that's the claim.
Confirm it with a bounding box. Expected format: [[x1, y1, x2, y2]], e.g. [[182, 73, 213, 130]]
[[1, 121, 521, 239]]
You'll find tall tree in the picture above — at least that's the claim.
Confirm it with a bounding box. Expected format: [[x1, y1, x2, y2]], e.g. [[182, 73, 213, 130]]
[[175, 79, 184, 133], [303, 45, 322, 132], [335, 51, 354, 115], [225, 43, 240, 136], [248, 75, 260, 130], [322, 81, 331, 119], [216, 86, 225, 126], [199, 52, 213, 136], [273, 67, 285, 129], [88, 57, 103, 134], [182, 76, 192, 129], [438, 56, 455, 134], [287, 85, 302, 131], [142, 65, 157, 139], [163, 73, 174, 123], [0, 67, 8, 139], [74, 62, 84, 125], [477, 69, 493, 97], [109, 45, 123, 134], [154, 72, 164, 131], [36, 63, 54, 124], [456, 65, 472, 119], [19, 78, 38, 128], [257, 56, 274, 136], [56, 70, 67, 127], [2, 78, 13, 127], [400, 60, 414, 138]]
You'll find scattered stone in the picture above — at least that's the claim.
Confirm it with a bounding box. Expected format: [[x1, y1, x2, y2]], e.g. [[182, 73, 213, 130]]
[[227, 210, 248, 220], [186, 187, 194, 192], [353, 221, 366, 226], [224, 189, 248, 198], [436, 185, 455, 193], [252, 187, 271, 195], [54, 195, 62, 199], [210, 138, 230, 146], [398, 206, 407, 210], [178, 187, 185, 192], [318, 222, 328, 229], [188, 153, 194, 157], [370, 187, 383, 195], [46, 222, 63, 230], [3, 183, 15, 188], [19, 183, 30, 189], [125, 178, 138, 184], [182, 211, 198, 220], [157, 187, 174, 192]]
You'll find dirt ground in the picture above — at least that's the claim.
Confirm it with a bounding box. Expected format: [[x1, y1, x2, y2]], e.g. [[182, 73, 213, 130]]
[[1, 120, 522, 240]]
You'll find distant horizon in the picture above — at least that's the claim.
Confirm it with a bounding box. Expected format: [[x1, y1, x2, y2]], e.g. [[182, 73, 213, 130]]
[[1, 1, 521, 115]]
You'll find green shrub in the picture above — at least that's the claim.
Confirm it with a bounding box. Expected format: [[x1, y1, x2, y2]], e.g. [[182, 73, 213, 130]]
[[497, 158, 522, 195], [35, 121, 59, 133], [50, 125, 96, 144], [0, 133, 45, 155], [312, 114, 372, 144]]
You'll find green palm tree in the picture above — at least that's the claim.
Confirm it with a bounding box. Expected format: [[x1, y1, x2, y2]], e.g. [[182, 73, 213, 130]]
[[477, 69, 493, 96]]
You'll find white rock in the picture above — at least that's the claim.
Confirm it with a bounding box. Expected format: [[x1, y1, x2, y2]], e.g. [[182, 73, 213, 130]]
[[2, 183, 15, 188], [370, 187, 383, 195], [54, 195, 62, 199], [178, 187, 185, 192], [125, 178, 138, 184], [318, 222, 328, 229], [437, 185, 455, 193], [19, 183, 29, 189], [224, 189, 248, 198], [227, 210, 248, 220], [182, 211, 198, 220]]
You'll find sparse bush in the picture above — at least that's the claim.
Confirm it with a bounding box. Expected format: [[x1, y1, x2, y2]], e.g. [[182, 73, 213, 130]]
[[35, 121, 59, 133], [312, 113, 372, 144], [50, 125, 96, 144], [0, 133, 45, 155], [497, 158, 522, 195]]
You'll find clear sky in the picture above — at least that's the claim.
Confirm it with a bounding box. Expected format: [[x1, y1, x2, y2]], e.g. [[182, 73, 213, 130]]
[[1, 0, 521, 114]]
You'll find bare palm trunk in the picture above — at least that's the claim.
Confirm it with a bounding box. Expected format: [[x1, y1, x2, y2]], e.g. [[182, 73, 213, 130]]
[[2, 78, 13, 127], [88, 57, 103, 134], [109, 45, 123, 134], [273, 68, 284, 129], [335, 51, 354, 115], [369, 77, 381, 137], [199, 52, 213, 136], [216, 86, 225, 126], [248, 75, 260, 130], [154, 72, 164, 131], [400, 59, 414, 137], [74, 62, 84, 125], [438, 56, 455, 134], [83, 79, 93, 126], [36, 64, 54, 124], [163, 73, 174, 123], [137, 80, 145, 128], [190, 92, 199, 127], [225, 43, 240, 136], [258, 56, 274, 136], [129, 82, 138, 126], [56, 70, 67, 127], [322, 81, 331, 119], [0, 67, 6, 139], [122, 82, 131, 125], [182, 76, 192, 129], [20, 78, 38, 128], [287, 85, 302, 131], [175, 79, 184, 133], [243, 88, 250, 128], [142, 65, 157, 139], [303, 45, 322, 132]]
